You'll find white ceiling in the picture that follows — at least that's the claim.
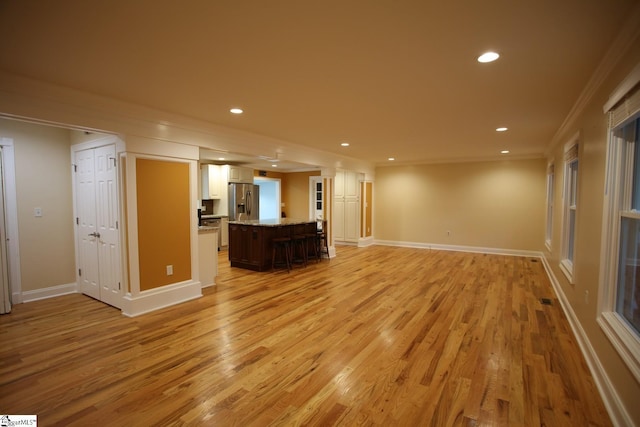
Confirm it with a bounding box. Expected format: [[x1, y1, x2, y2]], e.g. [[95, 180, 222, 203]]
[[0, 1, 638, 171]]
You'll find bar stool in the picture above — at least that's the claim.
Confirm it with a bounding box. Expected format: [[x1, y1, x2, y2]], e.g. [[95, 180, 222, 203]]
[[271, 237, 292, 272], [317, 220, 329, 260], [304, 232, 320, 263], [290, 234, 308, 267]]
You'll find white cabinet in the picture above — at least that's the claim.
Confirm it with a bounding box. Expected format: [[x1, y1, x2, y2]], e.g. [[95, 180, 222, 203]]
[[228, 166, 254, 184], [220, 217, 229, 247], [198, 229, 218, 288], [201, 165, 222, 199], [333, 169, 361, 243]]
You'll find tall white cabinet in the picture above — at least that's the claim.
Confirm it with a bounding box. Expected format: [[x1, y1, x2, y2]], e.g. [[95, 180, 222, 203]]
[[334, 169, 361, 243]]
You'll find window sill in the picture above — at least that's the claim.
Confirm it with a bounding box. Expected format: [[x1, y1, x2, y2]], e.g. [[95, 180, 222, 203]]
[[560, 259, 575, 284], [598, 311, 640, 383]]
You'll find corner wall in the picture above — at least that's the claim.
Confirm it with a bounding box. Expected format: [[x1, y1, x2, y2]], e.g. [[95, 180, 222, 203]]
[[374, 158, 546, 252], [0, 118, 76, 298]]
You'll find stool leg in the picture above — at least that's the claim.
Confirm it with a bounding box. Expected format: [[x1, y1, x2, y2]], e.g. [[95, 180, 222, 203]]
[[286, 242, 292, 272]]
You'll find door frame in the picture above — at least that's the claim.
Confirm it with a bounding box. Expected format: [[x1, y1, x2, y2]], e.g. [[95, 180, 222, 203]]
[[0, 138, 20, 304], [71, 135, 125, 305], [309, 175, 323, 222], [254, 176, 281, 220]]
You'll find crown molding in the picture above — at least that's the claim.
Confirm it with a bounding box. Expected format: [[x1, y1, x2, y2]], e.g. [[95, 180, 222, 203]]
[[546, 2, 640, 156]]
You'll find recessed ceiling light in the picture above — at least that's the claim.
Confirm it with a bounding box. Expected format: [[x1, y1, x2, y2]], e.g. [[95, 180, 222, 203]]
[[478, 52, 500, 63], [388, 157, 395, 161], [218, 157, 225, 161], [271, 164, 278, 168], [496, 127, 508, 132], [341, 142, 350, 147], [230, 108, 243, 114], [501, 150, 510, 154]]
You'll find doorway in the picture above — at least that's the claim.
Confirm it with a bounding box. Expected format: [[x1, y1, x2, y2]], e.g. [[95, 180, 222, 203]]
[[309, 176, 324, 223], [254, 177, 281, 220], [0, 138, 19, 314], [74, 142, 121, 308]]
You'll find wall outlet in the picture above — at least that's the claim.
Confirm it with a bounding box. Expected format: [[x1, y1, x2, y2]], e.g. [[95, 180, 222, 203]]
[[34, 207, 43, 217], [166, 265, 173, 276]]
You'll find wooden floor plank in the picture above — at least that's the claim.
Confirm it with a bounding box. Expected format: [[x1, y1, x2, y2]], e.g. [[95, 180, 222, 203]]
[[0, 246, 612, 426]]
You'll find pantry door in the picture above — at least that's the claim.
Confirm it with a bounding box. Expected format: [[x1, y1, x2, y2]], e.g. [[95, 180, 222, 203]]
[[75, 145, 121, 308]]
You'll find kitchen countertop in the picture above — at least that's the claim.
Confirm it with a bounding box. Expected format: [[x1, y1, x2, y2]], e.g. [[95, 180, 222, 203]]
[[228, 218, 316, 227], [201, 214, 228, 219]]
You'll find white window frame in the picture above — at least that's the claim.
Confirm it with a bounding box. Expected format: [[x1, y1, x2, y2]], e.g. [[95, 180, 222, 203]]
[[545, 163, 555, 251], [560, 137, 579, 284], [598, 62, 640, 384]]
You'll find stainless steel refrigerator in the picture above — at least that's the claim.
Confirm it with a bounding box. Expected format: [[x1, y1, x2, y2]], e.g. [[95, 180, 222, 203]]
[[228, 183, 260, 221]]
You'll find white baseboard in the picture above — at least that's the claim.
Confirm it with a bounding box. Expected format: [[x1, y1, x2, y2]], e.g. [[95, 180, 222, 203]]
[[121, 280, 202, 317], [374, 239, 542, 258], [358, 236, 375, 248], [539, 256, 632, 427], [19, 282, 78, 303]]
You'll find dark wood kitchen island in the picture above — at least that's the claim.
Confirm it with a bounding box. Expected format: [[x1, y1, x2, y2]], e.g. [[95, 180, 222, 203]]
[[228, 219, 317, 271]]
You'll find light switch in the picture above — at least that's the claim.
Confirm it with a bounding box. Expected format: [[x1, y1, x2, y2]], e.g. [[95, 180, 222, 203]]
[[34, 207, 43, 217]]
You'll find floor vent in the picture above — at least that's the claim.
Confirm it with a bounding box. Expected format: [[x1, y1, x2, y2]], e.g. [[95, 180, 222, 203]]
[[540, 298, 552, 305]]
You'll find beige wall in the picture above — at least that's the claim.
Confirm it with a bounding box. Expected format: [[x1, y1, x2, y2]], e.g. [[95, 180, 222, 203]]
[[282, 170, 320, 219], [544, 36, 640, 425], [0, 118, 76, 292], [375, 158, 546, 251]]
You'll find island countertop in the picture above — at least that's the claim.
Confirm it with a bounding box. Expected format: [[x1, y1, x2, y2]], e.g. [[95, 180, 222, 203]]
[[228, 218, 316, 227]]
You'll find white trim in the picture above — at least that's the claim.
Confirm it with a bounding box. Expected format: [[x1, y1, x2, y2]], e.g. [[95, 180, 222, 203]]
[[598, 111, 640, 386], [358, 236, 375, 248], [598, 312, 640, 384], [560, 136, 580, 284], [559, 259, 574, 284], [121, 279, 202, 317], [20, 282, 78, 303], [0, 138, 21, 303], [373, 240, 542, 258], [541, 256, 634, 427]]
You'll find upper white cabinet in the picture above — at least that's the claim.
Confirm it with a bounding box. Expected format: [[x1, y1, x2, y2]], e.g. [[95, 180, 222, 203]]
[[228, 166, 254, 184], [201, 164, 223, 199]]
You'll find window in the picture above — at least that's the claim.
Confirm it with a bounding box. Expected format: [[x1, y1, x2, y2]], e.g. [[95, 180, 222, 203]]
[[560, 142, 579, 283], [599, 74, 640, 383], [545, 163, 555, 250]]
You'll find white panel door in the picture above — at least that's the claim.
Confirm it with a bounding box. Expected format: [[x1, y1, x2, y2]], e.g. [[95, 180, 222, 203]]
[[94, 145, 121, 308], [75, 146, 121, 308], [76, 148, 100, 299]]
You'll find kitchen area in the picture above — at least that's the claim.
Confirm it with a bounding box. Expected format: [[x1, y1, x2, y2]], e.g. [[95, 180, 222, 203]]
[[197, 162, 335, 277]]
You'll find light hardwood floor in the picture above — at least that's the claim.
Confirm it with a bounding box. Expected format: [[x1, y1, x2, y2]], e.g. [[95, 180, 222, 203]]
[[0, 246, 611, 426]]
